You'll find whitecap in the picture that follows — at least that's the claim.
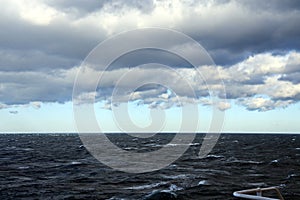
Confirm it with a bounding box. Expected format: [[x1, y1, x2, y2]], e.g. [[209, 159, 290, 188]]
[[287, 174, 298, 179], [165, 143, 199, 147], [124, 181, 168, 190], [18, 166, 30, 169], [168, 184, 183, 191], [71, 161, 82, 165], [165, 143, 185, 147], [206, 155, 225, 159], [279, 184, 286, 187], [22, 148, 33, 151], [227, 157, 262, 164], [166, 164, 177, 169], [245, 160, 263, 164], [145, 143, 162, 147], [198, 180, 210, 185], [123, 147, 138, 150]]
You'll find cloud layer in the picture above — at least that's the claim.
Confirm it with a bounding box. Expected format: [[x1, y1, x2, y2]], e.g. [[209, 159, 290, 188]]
[[0, 0, 300, 112]]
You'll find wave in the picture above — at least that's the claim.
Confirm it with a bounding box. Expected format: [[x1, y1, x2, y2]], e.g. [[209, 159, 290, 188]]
[[226, 156, 263, 164], [205, 154, 225, 159], [161, 174, 194, 180], [124, 182, 168, 190], [165, 143, 200, 147]]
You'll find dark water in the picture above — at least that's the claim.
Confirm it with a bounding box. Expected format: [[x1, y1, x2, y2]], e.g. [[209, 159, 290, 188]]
[[0, 133, 299, 200]]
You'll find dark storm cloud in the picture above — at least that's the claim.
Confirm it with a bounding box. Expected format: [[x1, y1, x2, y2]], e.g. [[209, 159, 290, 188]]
[[183, 0, 300, 65], [109, 49, 194, 70], [0, 70, 75, 105], [0, 5, 104, 71], [1, 0, 300, 70], [0, 49, 78, 72]]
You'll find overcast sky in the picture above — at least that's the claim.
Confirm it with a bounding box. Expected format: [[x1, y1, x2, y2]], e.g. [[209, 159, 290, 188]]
[[0, 0, 300, 133]]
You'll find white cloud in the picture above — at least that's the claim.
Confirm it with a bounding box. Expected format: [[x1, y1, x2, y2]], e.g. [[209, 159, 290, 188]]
[[73, 91, 98, 105], [238, 97, 294, 112], [222, 51, 300, 110], [217, 101, 231, 111], [262, 76, 300, 99], [228, 53, 287, 82], [7, 0, 63, 25]]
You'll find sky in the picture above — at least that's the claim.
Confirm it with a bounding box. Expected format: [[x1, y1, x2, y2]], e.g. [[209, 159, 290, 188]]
[[0, 0, 300, 133]]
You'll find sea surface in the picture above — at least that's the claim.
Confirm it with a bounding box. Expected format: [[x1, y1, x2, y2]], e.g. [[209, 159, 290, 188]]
[[0, 133, 299, 200]]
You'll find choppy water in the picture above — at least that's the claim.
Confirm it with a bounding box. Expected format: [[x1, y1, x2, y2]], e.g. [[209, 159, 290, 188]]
[[0, 133, 299, 199]]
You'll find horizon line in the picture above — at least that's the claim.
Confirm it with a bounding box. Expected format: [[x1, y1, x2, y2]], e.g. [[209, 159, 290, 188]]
[[0, 131, 299, 134]]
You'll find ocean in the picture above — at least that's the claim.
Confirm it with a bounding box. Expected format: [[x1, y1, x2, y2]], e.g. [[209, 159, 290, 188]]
[[0, 133, 299, 199]]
